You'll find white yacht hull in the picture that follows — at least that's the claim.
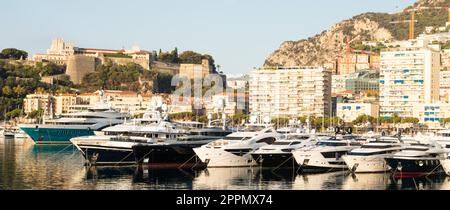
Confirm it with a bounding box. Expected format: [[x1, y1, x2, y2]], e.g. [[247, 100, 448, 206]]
[[342, 155, 391, 173], [292, 150, 347, 171], [193, 147, 258, 167], [442, 159, 450, 176]]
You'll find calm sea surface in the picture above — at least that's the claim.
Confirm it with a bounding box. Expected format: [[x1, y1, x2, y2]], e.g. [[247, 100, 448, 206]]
[[1, 137, 450, 190]]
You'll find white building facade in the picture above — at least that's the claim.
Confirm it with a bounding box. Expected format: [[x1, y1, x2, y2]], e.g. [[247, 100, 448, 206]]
[[379, 47, 440, 118], [337, 103, 379, 123], [249, 67, 331, 118]]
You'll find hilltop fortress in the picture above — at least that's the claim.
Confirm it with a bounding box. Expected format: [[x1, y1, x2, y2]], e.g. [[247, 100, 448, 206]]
[[33, 38, 219, 85], [33, 38, 153, 84]]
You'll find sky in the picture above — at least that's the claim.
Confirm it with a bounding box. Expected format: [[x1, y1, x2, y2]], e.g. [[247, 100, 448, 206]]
[[0, 0, 416, 76]]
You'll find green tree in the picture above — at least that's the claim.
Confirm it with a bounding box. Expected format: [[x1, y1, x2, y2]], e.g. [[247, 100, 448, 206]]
[[39, 63, 66, 76], [0, 48, 28, 60], [171, 47, 179, 63], [2, 86, 12, 96], [27, 109, 44, 119], [6, 108, 22, 119], [179, 51, 203, 64], [13, 85, 26, 97]]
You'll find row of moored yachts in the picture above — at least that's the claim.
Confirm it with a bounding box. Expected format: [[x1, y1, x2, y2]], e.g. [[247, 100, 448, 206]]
[[69, 115, 450, 178], [14, 98, 450, 178]]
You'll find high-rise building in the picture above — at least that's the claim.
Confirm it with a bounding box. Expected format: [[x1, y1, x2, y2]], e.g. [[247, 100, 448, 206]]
[[379, 47, 440, 118], [249, 66, 331, 118]]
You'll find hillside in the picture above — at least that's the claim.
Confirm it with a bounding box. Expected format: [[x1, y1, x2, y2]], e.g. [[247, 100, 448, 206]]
[[264, 0, 449, 69]]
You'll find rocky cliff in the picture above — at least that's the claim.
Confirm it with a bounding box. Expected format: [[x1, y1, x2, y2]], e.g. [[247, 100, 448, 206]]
[[264, 0, 449, 69]]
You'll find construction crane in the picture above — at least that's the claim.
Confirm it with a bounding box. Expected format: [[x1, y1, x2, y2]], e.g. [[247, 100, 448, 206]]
[[390, 6, 447, 40]]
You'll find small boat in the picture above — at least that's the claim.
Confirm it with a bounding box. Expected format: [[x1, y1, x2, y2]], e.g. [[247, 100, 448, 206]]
[[2, 129, 16, 138]]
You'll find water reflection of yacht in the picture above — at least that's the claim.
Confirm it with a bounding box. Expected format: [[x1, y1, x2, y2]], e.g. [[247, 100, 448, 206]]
[[138, 168, 199, 189], [387, 175, 447, 190], [341, 173, 391, 190], [291, 171, 344, 190], [439, 176, 450, 190], [192, 168, 260, 190]]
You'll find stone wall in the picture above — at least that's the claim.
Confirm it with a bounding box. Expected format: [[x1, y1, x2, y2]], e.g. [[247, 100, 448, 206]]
[[100, 56, 150, 70], [66, 55, 96, 84]]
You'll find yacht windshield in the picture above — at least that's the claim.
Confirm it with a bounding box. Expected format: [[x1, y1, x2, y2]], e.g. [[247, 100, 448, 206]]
[[272, 142, 292, 145], [317, 141, 349, 146], [403, 148, 428, 151], [361, 144, 395, 149], [437, 132, 450, 137], [286, 135, 310, 140], [223, 136, 251, 141], [241, 126, 266, 132]]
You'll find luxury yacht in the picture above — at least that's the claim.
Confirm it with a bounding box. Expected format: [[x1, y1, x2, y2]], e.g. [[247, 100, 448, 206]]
[[292, 137, 362, 172], [385, 143, 448, 178], [430, 130, 450, 147], [431, 130, 450, 176], [251, 133, 317, 169], [20, 93, 129, 144], [132, 127, 232, 169], [72, 135, 155, 165], [193, 124, 283, 167], [442, 155, 450, 176], [71, 107, 186, 165], [342, 139, 404, 173], [2, 128, 16, 138]]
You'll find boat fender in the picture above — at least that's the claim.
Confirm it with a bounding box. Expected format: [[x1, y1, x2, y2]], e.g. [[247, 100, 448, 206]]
[[335, 126, 340, 134], [346, 127, 353, 134]]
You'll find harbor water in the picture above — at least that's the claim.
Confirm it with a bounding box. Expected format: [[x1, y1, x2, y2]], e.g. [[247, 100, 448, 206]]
[[1, 137, 450, 190]]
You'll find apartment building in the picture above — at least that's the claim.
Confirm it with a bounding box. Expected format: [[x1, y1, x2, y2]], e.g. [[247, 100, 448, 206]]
[[379, 46, 441, 118], [249, 66, 332, 118]]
